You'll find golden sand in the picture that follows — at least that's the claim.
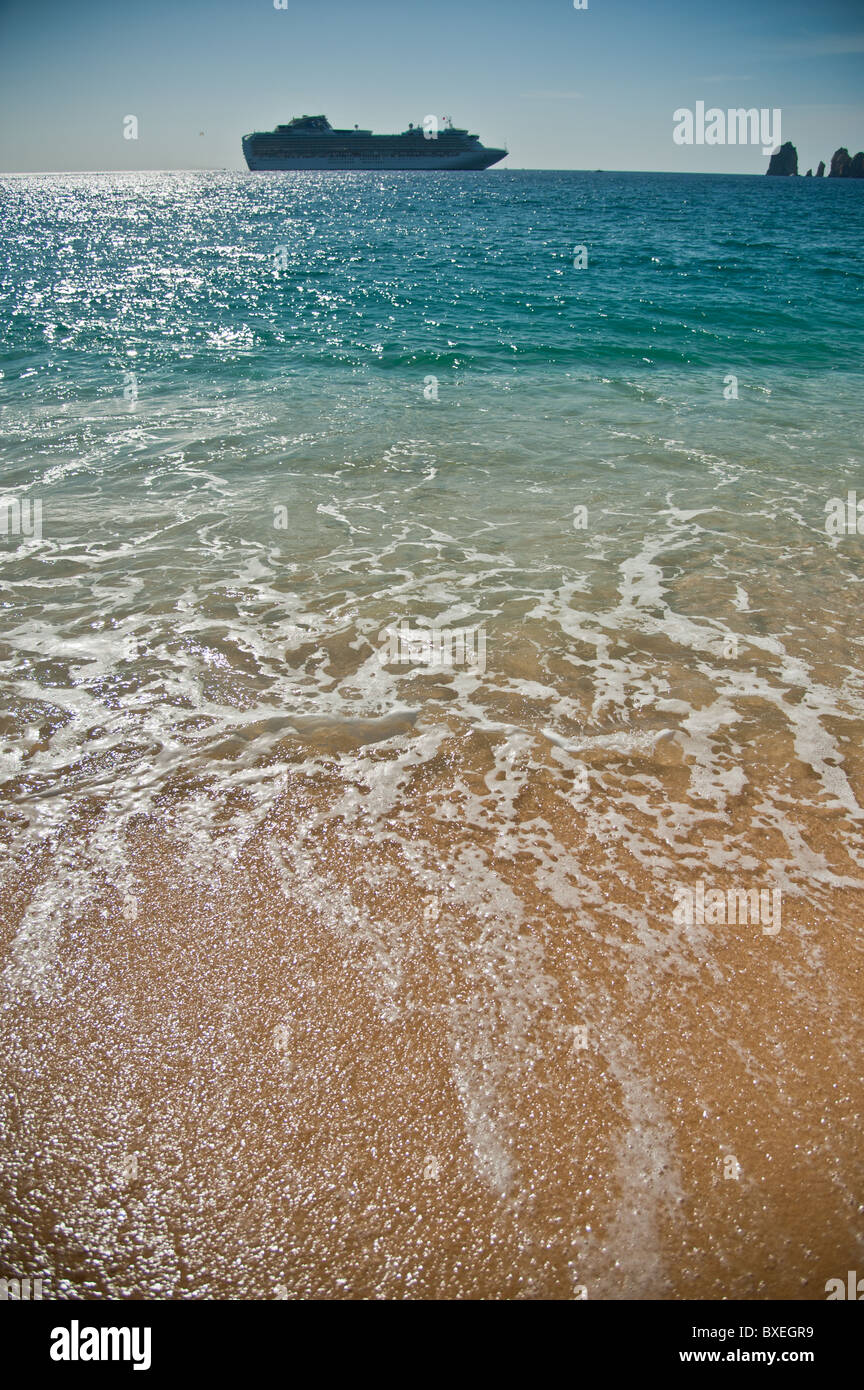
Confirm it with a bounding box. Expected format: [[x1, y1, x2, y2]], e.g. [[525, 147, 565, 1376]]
[[2, 707, 862, 1300]]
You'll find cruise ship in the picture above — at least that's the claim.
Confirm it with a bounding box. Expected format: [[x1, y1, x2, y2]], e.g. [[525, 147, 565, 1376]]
[[242, 114, 507, 171]]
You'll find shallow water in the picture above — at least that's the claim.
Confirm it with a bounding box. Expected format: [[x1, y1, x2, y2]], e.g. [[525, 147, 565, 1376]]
[[1, 170, 863, 1298]]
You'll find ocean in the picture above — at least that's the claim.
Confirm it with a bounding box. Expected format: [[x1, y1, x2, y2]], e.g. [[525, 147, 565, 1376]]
[[1, 169, 863, 1299]]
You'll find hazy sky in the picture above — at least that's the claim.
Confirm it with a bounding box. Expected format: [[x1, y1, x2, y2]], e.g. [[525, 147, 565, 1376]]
[[0, 0, 862, 173]]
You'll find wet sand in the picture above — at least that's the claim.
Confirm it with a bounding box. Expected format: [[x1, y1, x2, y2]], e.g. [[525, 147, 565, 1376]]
[[2, 700, 862, 1300]]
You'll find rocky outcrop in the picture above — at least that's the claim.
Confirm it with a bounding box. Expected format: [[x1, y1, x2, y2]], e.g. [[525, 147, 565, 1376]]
[[766, 144, 863, 180], [766, 141, 798, 175], [829, 148, 852, 177], [827, 147, 864, 177]]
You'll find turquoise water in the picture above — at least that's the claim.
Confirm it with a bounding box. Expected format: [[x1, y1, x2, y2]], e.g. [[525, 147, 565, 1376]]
[[1, 172, 864, 1299], [1, 171, 862, 848]]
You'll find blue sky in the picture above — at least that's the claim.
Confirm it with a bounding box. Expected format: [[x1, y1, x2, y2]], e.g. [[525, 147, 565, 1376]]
[[0, 0, 861, 172]]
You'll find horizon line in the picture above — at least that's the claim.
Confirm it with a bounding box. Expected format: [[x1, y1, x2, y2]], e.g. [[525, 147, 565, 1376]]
[[0, 166, 832, 177]]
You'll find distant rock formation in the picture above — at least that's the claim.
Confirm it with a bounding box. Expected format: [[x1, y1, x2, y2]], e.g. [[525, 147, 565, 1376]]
[[829, 147, 852, 177], [765, 143, 864, 180], [766, 141, 798, 175], [827, 147, 864, 177]]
